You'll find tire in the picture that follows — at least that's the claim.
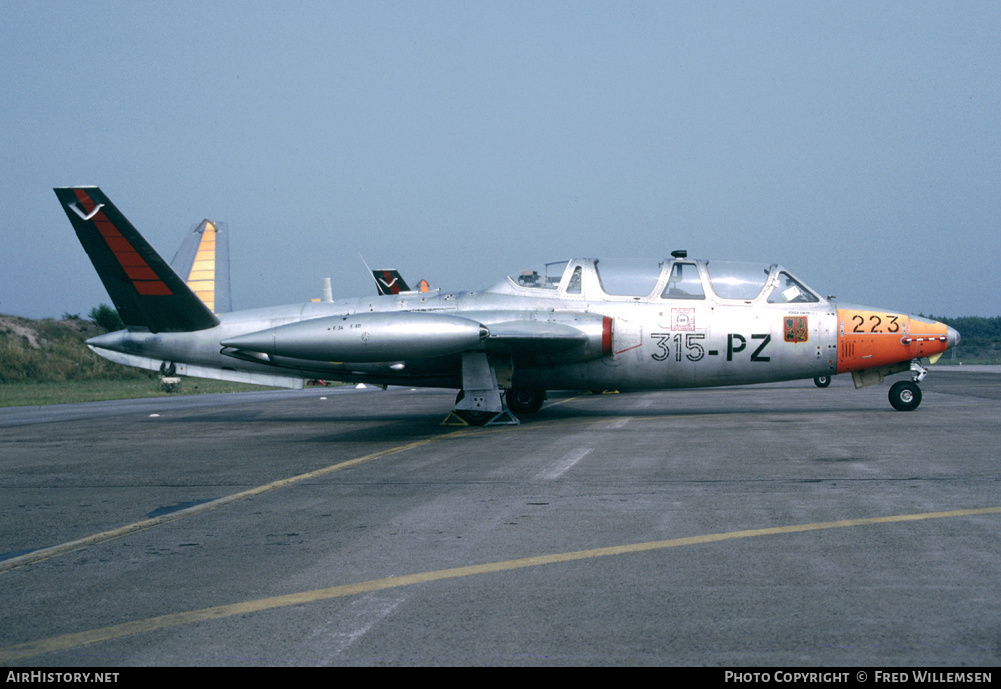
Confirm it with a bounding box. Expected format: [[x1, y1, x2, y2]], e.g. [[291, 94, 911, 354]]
[[888, 381, 922, 411], [814, 375, 832, 388], [159, 361, 176, 376], [453, 390, 494, 426], [455, 409, 492, 426], [506, 388, 545, 414]]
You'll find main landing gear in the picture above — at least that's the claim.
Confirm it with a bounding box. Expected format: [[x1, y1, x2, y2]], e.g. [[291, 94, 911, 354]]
[[446, 352, 550, 426], [451, 398, 496, 426], [813, 375, 832, 388], [450, 388, 547, 426], [505, 388, 546, 415], [447, 352, 519, 426], [888, 360, 928, 412]]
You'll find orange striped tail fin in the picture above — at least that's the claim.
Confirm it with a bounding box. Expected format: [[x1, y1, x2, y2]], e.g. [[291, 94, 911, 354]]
[[170, 219, 232, 314]]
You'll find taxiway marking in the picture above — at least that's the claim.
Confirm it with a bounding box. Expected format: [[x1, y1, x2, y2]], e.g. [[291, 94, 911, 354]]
[[312, 593, 405, 660], [1, 387, 937, 576], [0, 395, 596, 574], [0, 396, 867, 574], [2, 506, 998, 663], [535, 447, 593, 480], [0, 434, 456, 574]]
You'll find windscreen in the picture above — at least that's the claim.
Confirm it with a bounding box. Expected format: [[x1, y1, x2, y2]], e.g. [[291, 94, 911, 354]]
[[706, 261, 771, 300], [595, 259, 663, 297]]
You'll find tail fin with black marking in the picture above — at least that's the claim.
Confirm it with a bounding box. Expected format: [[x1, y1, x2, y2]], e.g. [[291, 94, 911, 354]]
[[54, 187, 220, 333]]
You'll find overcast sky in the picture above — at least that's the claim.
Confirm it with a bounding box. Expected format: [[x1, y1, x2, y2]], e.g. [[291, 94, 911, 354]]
[[3, 1, 998, 319]]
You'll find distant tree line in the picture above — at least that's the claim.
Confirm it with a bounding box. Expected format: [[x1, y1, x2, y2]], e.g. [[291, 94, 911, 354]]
[[89, 304, 124, 331]]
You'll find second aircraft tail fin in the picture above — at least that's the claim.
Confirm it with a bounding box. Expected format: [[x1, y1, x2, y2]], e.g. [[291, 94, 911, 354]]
[[372, 269, 412, 295], [170, 219, 232, 314]]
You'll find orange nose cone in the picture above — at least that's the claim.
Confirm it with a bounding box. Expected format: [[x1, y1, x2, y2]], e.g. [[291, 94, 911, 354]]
[[836, 308, 952, 374], [907, 315, 954, 360]]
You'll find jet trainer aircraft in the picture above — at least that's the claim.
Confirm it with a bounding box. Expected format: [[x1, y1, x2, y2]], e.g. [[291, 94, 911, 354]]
[[56, 187, 960, 425]]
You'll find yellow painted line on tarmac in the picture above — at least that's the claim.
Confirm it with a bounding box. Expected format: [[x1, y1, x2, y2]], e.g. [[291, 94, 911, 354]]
[[2, 505, 998, 664], [0, 396, 602, 574], [0, 389, 896, 575], [0, 433, 467, 574], [540, 393, 587, 408]]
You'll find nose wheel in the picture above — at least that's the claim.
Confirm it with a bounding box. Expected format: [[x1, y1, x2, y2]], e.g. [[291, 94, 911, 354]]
[[888, 380, 922, 411]]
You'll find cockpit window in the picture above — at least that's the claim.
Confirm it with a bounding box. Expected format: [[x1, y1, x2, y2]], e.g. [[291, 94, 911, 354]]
[[511, 261, 570, 290], [660, 262, 704, 299], [706, 261, 771, 300], [566, 266, 582, 294], [595, 259, 662, 297], [767, 272, 820, 303]]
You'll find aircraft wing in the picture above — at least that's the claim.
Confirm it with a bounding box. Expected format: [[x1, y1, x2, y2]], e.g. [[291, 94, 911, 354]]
[[485, 320, 588, 353], [480, 314, 612, 360]]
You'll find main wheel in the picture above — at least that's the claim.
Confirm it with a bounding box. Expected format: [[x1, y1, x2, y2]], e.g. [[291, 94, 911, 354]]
[[506, 388, 545, 414], [453, 390, 494, 426], [814, 375, 832, 388], [888, 380, 922, 411], [455, 409, 492, 426]]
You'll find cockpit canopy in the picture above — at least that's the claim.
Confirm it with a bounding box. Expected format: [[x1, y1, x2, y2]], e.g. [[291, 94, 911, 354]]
[[498, 258, 821, 303]]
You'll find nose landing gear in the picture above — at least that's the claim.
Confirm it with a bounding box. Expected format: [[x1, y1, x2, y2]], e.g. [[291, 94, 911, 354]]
[[888, 360, 929, 411], [888, 380, 922, 411]]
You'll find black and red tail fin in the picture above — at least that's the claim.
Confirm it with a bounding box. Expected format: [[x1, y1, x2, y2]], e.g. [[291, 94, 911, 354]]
[[54, 187, 220, 333], [372, 269, 411, 295]]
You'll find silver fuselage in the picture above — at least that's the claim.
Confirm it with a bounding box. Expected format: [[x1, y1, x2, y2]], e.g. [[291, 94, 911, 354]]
[[87, 258, 850, 392]]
